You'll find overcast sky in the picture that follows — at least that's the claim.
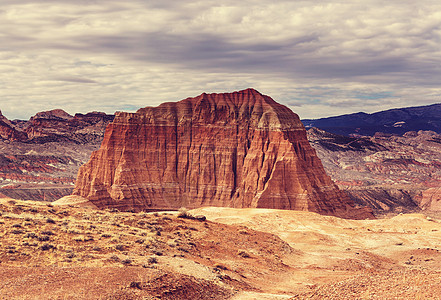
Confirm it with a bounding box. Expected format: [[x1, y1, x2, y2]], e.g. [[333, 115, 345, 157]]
[[1, 0, 440, 120]]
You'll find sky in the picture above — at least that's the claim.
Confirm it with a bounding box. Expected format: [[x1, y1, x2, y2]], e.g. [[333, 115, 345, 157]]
[[1, 0, 440, 120]]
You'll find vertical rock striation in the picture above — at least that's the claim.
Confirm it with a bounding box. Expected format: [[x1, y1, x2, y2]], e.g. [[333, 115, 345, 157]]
[[73, 89, 373, 219]]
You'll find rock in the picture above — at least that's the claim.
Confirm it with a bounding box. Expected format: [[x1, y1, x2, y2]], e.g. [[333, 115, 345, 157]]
[[0, 110, 27, 141], [52, 195, 98, 209], [418, 187, 441, 211], [73, 88, 373, 219], [25, 109, 114, 143], [0, 109, 114, 202], [307, 127, 441, 213]]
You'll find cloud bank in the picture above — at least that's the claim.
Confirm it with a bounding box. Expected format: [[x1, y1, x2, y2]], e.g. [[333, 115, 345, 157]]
[[1, 0, 440, 119]]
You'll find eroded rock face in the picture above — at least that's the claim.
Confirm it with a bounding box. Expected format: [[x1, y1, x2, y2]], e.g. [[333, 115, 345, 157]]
[[0, 110, 27, 141], [0, 109, 114, 201], [418, 187, 441, 211], [74, 89, 372, 219], [25, 109, 114, 143], [307, 128, 441, 213]]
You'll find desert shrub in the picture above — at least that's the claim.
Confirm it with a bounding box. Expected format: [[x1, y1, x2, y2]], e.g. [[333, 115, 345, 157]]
[[147, 256, 158, 264], [214, 263, 228, 270], [12, 223, 22, 228], [121, 258, 132, 265], [66, 252, 75, 259], [25, 232, 38, 239], [11, 229, 24, 234], [110, 255, 120, 262], [46, 218, 56, 224], [177, 207, 192, 219], [73, 236, 84, 242], [84, 235, 94, 241], [177, 247, 189, 253], [110, 237, 120, 243], [237, 250, 250, 258], [38, 235, 50, 242], [115, 244, 125, 251], [41, 230, 54, 236], [101, 233, 112, 238], [129, 281, 142, 289], [40, 244, 55, 251]]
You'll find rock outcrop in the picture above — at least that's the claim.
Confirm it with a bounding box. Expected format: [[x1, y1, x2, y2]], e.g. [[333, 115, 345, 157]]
[[25, 109, 114, 143], [418, 187, 441, 211], [74, 89, 372, 219], [0, 110, 27, 141], [0, 109, 114, 201], [307, 128, 441, 213]]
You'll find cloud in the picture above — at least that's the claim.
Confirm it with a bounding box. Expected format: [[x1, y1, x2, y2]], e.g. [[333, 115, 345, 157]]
[[50, 76, 97, 84], [0, 0, 440, 120]]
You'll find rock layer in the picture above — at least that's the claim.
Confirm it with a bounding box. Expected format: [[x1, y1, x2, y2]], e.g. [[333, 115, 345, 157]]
[[0, 109, 114, 201], [74, 89, 372, 218], [307, 127, 441, 213], [0, 110, 27, 141]]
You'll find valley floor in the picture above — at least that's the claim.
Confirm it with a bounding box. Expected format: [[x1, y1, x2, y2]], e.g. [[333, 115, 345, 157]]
[[1, 198, 441, 299]]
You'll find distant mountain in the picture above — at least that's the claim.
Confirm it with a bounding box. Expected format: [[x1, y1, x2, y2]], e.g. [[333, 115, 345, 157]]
[[302, 103, 441, 136]]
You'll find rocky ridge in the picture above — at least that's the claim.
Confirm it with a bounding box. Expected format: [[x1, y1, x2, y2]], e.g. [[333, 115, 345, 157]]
[[302, 102, 441, 136], [74, 89, 371, 219], [307, 128, 441, 213], [0, 110, 114, 201]]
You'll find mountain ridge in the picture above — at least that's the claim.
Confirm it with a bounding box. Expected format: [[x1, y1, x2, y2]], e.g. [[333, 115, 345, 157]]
[[302, 102, 441, 136]]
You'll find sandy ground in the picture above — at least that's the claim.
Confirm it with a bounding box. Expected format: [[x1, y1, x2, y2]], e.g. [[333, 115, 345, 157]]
[[191, 207, 441, 299], [1, 198, 441, 299]]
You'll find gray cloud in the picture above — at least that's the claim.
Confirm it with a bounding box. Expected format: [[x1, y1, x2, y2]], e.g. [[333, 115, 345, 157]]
[[51, 76, 97, 84], [0, 0, 440, 120]]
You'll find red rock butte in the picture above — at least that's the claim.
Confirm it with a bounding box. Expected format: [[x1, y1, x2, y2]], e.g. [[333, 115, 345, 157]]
[[73, 88, 373, 219]]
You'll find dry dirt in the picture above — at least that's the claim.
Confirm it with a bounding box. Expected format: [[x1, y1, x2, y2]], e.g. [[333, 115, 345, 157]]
[[1, 198, 441, 299]]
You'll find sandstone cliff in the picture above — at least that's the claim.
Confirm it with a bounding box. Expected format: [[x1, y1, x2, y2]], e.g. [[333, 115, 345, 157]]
[[0, 110, 27, 141], [418, 187, 441, 211], [74, 89, 372, 219]]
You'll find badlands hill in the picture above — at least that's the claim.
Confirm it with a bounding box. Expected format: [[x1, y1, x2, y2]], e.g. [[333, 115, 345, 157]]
[[0, 109, 114, 201], [307, 127, 441, 214], [0, 198, 440, 299], [73, 89, 371, 219]]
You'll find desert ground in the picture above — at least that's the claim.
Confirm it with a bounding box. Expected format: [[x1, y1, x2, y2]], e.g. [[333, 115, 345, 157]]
[[1, 197, 441, 299]]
